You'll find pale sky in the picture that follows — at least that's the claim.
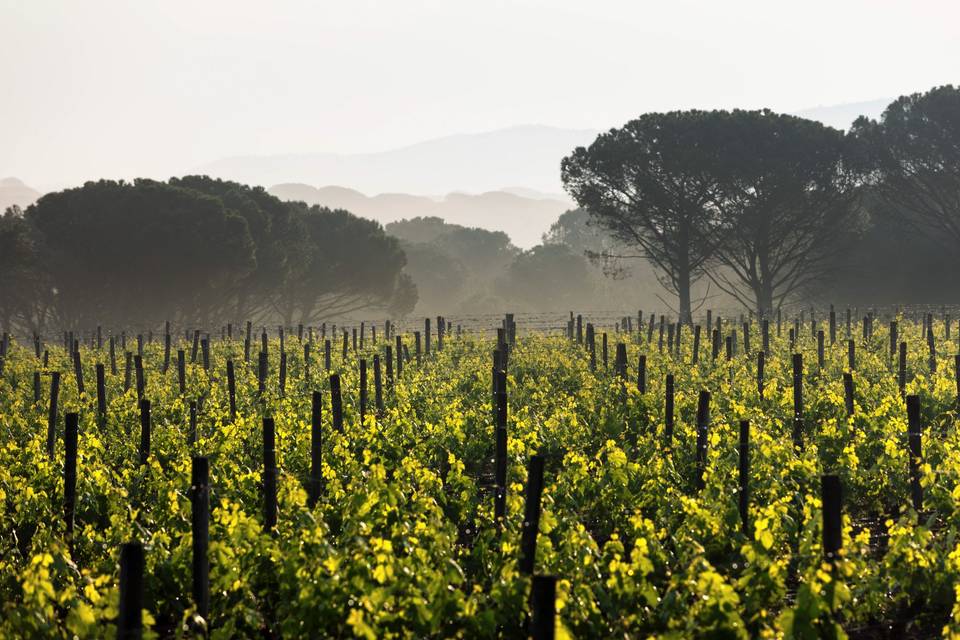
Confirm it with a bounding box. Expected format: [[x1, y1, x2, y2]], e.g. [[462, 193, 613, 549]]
[[2, 0, 958, 190]]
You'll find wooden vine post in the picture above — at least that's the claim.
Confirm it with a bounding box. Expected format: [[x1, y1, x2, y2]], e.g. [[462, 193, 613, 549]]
[[64, 412, 78, 549], [822, 475, 842, 564], [190, 456, 210, 622], [530, 575, 557, 640], [519, 455, 545, 575], [118, 542, 145, 640], [738, 420, 749, 535], [665, 374, 675, 445], [330, 374, 344, 433], [792, 353, 803, 450], [309, 391, 323, 506]]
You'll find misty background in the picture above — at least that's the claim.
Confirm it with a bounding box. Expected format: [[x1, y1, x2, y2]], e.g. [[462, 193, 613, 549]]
[[2, 1, 959, 326]]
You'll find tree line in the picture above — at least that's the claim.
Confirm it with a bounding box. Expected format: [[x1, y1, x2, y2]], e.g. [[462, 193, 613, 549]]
[[561, 85, 960, 321], [0, 177, 415, 333], [2, 86, 957, 332]]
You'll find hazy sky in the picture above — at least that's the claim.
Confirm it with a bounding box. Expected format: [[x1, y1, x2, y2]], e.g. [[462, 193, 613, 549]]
[[2, 0, 958, 189]]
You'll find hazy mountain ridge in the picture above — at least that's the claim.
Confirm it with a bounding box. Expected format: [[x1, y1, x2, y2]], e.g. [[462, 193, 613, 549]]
[[200, 101, 890, 198], [0, 177, 41, 212], [793, 98, 888, 130], [269, 183, 571, 249], [198, 125, 599, 195], [4, 99, 893, 238]]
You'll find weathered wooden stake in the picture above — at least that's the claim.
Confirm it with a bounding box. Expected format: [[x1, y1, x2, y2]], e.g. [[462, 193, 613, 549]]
[[843, 372, 855, 417], [359, 359, 368, 422], [118, 542, 145, 640], [822, 475, 842, 562], [190, 456, 210, 622], [530, 575, 557, 640], [637, 355, 646, 393], [255, 351, 267, 397], [519, 455, 545, 575], [96, 363, 107, 427], [134, 355, 145, 402], [373, 355, 384, 415], [739, 420, 750, 535], [191, 330, 200, 363], [817, 330, 825, 371], [757, 351, 765, 398], [396, 335, 404, 378], [692, 325, 701, 364], [64, 412, 78, 542], [308, 391, 324, 507], [792, 353, 804, 449], [385, 345, 393, 386], [226, 360, 236, 420], [330, 374, 344, 432], [139, 399, 151, 465], [665, 374, 674, 445], [177, 350, 186, 395], [73, 350, 85, 397], [898, 341, 907, 396]]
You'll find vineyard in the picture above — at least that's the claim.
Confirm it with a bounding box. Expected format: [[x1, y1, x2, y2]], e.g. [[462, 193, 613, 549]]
[[3, 309, 960, 639]]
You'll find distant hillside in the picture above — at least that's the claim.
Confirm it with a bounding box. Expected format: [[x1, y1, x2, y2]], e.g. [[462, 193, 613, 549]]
[[269, 184, 572, 249], [0, 177, 41, 211], [793, 98, 888, 130], [199, 125, 599, 195]]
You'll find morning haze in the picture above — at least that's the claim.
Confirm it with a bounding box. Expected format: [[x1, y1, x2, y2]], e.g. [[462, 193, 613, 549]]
[[2, 0, 956, 190], [1, 0, 959, 325]]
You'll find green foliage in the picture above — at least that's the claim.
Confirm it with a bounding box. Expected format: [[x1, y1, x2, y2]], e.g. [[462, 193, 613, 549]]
[[27, 178, 257, 328], [6, 177, 414, 331], [496, 244, 593, 311], [2, 313, 960, 637], [850, 85, 960, 250]]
